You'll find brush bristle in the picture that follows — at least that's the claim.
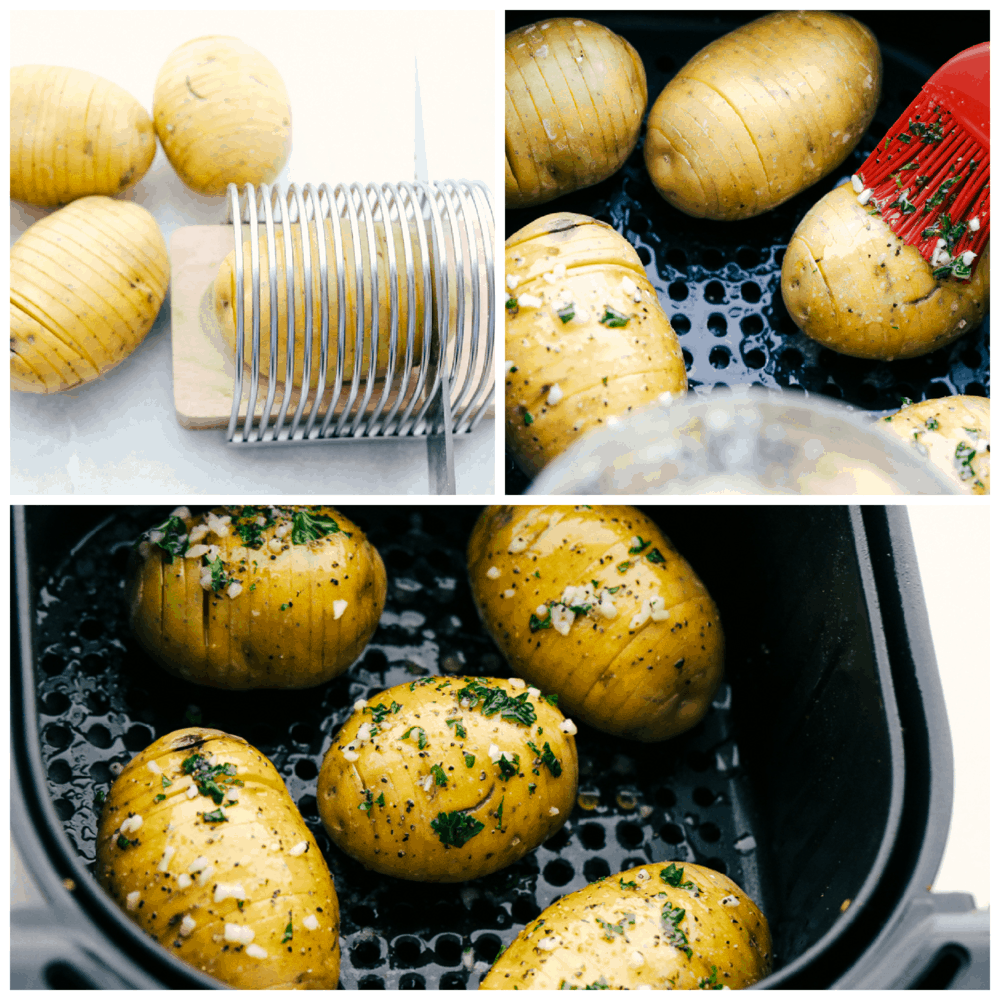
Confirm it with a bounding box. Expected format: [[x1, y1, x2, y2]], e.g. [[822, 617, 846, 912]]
[[856, 92, 989, 280]]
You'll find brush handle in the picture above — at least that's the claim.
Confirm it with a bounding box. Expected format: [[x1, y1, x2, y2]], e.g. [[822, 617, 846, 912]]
[[927, 41, 990, 149]]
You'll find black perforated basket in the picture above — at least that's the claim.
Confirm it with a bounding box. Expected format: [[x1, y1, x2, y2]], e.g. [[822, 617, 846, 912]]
[[504, 11, 990, 493], [11, 505, 988, 988]]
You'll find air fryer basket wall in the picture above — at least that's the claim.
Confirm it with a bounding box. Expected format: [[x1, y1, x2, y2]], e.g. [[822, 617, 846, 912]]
[[11, 506, 985, 988]]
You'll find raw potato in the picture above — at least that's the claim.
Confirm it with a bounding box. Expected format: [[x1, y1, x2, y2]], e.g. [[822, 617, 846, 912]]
[[505, 213, 686, 477], [468, 506, 723, 742], [214, 216, 431, 392], [96, 728, 340, 989], [880, 395, 989, 494], [154, 36, 291, 196], [317, 677, 578, 882], [782, 182, 990, 359], [645, 12, 881, 220], [506, 18, 647, 209], [11, 65, 156, 207], [481, 861, 771, 989], [10, 196, 169, 393], [127, 505, 386, 689]]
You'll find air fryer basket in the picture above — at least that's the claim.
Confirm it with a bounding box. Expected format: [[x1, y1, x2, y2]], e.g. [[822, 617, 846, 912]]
[[11, 506, 987, 988], [504, 11, 991, 492]]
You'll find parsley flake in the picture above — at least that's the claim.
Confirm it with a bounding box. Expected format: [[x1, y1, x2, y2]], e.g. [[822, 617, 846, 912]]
[[431, 811, 485, 848]]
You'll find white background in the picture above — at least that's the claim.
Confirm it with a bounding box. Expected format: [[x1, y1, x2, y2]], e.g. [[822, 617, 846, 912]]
[[11, 10, 496, 495]]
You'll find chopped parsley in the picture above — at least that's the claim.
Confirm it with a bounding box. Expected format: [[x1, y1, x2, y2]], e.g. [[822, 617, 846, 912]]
[[599, 306, 629, 328], [530, 608, 553, 632], [375, 792, 385, 806], [647, 548, 666, 565], [202, 808, 228, 823], [496, 796, 504, 830], [431, 811, 485, 848], [282, 915, 293, 944], [925, 417, 940, 431], [628, 536, 651, 555], [431, 763, 449, 787], [545, 693, 559, 706], [94, 789, 106, 806], [291, 509, 340, 544], [370, 701, 403, 726], [662, 902, 692, 958], [528, 782, 537, 795], [161, 775, 173, 788], [456, 680, 536, 727], [619, 877, 638, 889], [154, 793, 166, 803], [617, 561, 630, 573], [955, 441, 977, 480], [595, 912, 635, 941], [506, 297, 518, 313], [496, 752, 520, 781], [182, 753, 239, 804], [232, 506, 274, 549], [602, 376, 608, 386], [698, 967, 723, 990], [207, 556, 235, 594], [144, 515, 188, 562], [660, 863, 698, 893], [526, 740, 562, 777], [445, 717, 467, 739], [116, 834, 133, 850], [402, 726, 428, 750], [556, 304, 575, 324], [464, 753, 476, 768], [559, 979, 610, 990], [359, 790, 374, 813], [524, 412, 534, 426]]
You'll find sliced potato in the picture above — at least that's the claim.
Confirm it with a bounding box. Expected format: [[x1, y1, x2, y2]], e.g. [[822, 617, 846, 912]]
[[645, 12, 881, 220], [96, 727, 340, 989], [506, 19, 647, 208], [468, 505, 723, 741], [879, 395, 989, 494], [318, 677, 578, 882], [781, 182, 990, 359], [481, 861, 771, 989], [505, 213, 686, 477]]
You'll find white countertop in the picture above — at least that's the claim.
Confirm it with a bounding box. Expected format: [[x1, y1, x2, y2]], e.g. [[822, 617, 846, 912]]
[[10, 10, 497, 495]]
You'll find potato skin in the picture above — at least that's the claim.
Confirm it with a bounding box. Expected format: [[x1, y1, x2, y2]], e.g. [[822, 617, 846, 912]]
[[11, 65, 156, 207], [645, 11, 881, 220], [10, 196, 169, 393], [505, 213, 686, 476], [96, 728, 340, 989], [781, 182, 990, 360], [481, 861, 771, 989], [127, 505, 386, 689], [880, 395, 989, 494], [506, 19, 647, 209], [154, 36, 291, 196], [468, 506, 723, 742], [317, 677, 578, 882], [214, 217, 429, 391]]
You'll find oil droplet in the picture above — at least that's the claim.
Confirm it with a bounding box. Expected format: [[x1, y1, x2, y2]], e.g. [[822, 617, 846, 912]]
[[577, 788, 600, 811], [616, 788, 639, 811]]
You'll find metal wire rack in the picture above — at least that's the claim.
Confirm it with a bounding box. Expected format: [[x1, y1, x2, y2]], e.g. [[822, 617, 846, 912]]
[[223, 180, 494, 491]]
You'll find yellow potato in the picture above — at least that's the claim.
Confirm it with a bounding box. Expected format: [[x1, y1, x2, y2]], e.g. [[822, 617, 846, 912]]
[[11, 65, 156, 207], [10, 196, 169, 393], [481, 861, 771, 989], [505, 213, 686, 477], [781, 182, 990, 360], [214, 216, 430, 392], [468, 505, 723, 742], [317, 677, 578, 882], [127, 505, 386, 689], [154, 36, 291, 196], [96, 727, 340, 989], [880, 395, 989, 494], [645, 12, 881, 220], [506, 19, 647, 209]]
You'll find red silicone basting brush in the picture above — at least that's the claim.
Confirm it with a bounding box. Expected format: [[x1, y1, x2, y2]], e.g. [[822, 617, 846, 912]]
[[853, 41, 989, 281]]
